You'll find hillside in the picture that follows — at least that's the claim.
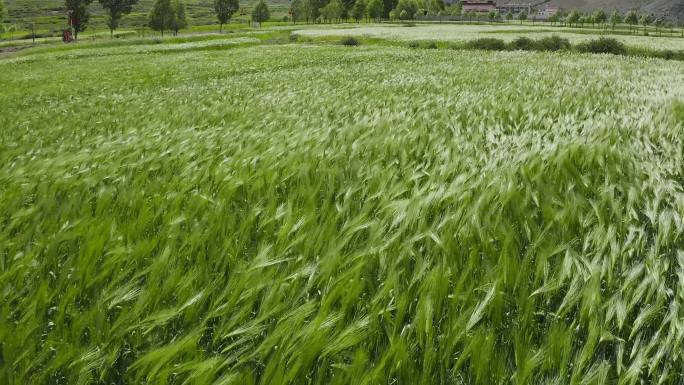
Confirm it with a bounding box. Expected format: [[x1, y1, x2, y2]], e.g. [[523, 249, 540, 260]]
[[2, 0, 682, 33], [3, 0, 290, 32]]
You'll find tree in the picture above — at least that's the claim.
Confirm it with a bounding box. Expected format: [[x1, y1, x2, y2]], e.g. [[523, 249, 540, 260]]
[[320, 0, 342, 22], [170, 0, 186, 35], [639, 13, 653, 34], [548, 13, 558, 25], [251, 0, 269, 25], [214, 0, 239, 32], [505, 11, 513, 23], [351, 0, 365, 22], [654, 17, 664, 36], [579, 15, 588, 27], [303, 0, 319, 22], [66, 0, 95, 40], [427, 0, 443, 16], [609, 10, 621, 30], [517, 10, 526, 24], [624, 10, 637, 32], [366, 0, 382, 21], [394, 0, 418, 20], [99, 0, 138, 38], [566, 10, 579, 27], [487, 10, 496, 23], [290, 0, 305, 23], [150, 0, 173, 36], [382, 0, 397, 19], [593, 9, 606, 28], [340, 0, 354, 20], [0, 0, 5, 24], [450, 1, 461, 16], [465, 10, 475, 21]]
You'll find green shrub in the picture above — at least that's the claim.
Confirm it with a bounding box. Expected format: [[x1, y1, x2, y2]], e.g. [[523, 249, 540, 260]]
[[576, 37, 626, 55], [340, 36, 360, 46], [653, 49, 683, 60], [407, 40, 421, 48], [464, 38, 506, 51], [509, 37, 536, 51], [674, 100, 684, 123], [423, 41, 438, 49], [535, 35, 571, 51]]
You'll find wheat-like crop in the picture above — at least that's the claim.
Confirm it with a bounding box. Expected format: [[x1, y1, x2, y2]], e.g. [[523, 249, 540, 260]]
[[1, 43, 684, 384]]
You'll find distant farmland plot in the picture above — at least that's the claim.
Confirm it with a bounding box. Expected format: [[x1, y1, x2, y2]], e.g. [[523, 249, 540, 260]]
[[2, 35, 684, 384]]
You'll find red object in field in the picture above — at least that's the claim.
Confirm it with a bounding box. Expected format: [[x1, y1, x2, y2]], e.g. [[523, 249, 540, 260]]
[[62, 29, 74, 43]]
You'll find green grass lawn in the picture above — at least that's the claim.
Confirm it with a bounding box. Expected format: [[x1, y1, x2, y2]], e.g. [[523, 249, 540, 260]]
[[2, 33, 684, 385]]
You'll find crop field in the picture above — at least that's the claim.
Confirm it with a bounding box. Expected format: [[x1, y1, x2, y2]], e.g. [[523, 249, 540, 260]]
[[295, 23, 684, 50], [2, 33, 684, 385]]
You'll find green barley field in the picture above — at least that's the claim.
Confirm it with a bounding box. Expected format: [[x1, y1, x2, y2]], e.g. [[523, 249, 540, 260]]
[[2, 26, 684, 385]]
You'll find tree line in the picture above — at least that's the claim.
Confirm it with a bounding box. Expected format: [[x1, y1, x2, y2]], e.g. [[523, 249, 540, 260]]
[[549, 9, 675, 35], [7, 0, 681, 41]]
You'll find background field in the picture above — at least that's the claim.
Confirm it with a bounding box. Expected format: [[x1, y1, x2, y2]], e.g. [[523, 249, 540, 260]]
[[295, 23, 684, 50], [1, 0, 683, 38], [2, 32, 684, 384]]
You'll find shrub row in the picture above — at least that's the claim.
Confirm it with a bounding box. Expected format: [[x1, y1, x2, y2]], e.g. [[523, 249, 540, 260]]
[[405, 36, 683, 61], [338, 35, 682, 61]]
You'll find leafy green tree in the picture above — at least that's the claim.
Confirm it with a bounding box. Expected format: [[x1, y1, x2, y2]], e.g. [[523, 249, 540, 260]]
[[149, 0, 173, 36], [517, 10, 526, 24], [382, 0, 397, 19], [340, 0, 354, 20], [639, 13, 653, 34], [214, 0, 239, 32], [303, 0, 320, 22], [487, 10, 496, 23], [566, 10, 579, 27], [289, 0, 305, 23], [320, 0, 342, 22], [654, 17, 664, 36], [66, 0, 95, 40], [427, 0, 443, 15], [505, 11, 513, 23], [548, 13, 558, 25], [394, 0, 417, 20], [0, 0, 5, 24], [170, 0, 186, 35], [465, 9, 475, 21], [609, 10, 621, 30], [251, 0, 270, 25], [351, 0, 365, 22], [99, 0, 138, 38], [450, 1, 461, 16], [624, 10, 637, 32], [366, 0, 383, 21], [579, 15, 588, 27], [593, 9, 606, 28]]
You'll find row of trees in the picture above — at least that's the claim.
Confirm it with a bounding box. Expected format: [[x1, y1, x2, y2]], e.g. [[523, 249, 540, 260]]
[[549, 9, 674, 34], [287, 0, 447, 23], [62, 0, 271, 40], [149, 0, 187, 36], [12, 0, 681, 41], [62, 0, 186, 40]]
